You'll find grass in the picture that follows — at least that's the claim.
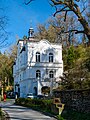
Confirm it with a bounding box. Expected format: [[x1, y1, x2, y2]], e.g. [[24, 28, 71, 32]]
[[57, 115, 65, 120]]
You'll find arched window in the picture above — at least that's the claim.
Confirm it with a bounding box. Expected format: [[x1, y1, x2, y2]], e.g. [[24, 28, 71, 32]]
[[49, 53, 53, 62], [36, 52, 40, 62], [36, 70, 41, 79], [49, 71, 54, 78]]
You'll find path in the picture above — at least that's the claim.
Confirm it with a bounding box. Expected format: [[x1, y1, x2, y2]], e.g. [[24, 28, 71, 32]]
[[1, 100, 57, 120]]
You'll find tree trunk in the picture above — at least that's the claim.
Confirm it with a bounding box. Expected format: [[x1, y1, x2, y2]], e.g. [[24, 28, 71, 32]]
[[69, 4, 90, 42], [51, 0, 90, 42], [76, 13, 90, 41]]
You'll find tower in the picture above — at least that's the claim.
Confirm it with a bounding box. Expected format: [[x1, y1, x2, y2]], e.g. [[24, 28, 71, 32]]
[[28, 27, 34, 38]]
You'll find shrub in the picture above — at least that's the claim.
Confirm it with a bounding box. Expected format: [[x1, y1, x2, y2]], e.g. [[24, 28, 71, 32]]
[[15, 98, 53, 113]]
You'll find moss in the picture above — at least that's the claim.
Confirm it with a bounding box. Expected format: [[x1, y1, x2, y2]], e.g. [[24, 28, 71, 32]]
[[61, 110, 90, 120]]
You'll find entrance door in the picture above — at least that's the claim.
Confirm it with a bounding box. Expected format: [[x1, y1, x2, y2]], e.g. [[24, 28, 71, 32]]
[[34, 87, 37, 95]]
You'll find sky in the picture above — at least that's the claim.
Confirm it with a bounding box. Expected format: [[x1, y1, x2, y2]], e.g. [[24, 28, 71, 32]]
[[1, 0, 55, 52]]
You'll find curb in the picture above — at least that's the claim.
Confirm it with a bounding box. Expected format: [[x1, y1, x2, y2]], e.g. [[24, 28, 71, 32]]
[[2, 110, 10, 120]]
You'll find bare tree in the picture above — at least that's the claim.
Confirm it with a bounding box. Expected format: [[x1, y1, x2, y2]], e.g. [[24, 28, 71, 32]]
[[50, 0, 90, 42], [48, 14, 78, 46], [0, 5, 9, 48], [24, 0, 90, 42]]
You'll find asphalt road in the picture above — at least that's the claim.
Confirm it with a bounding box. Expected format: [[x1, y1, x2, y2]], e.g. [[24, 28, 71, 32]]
[[1, 100, 57, 120]]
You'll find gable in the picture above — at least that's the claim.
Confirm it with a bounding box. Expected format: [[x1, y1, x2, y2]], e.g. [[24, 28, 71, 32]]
[[37, 39, 53, 50], [37, 39, 61, 50], [38, 39, 51, 46]]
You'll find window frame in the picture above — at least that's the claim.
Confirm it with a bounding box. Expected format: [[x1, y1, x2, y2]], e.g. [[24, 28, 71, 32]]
[[49, 53, 53, 62], [49, 70, 54, 78], [36, 70, 41, 79], [36, 52, 40, 62]]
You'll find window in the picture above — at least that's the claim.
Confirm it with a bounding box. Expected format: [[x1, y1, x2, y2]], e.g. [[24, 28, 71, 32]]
[[49, 53, 53, 62], [36, 52, 40, 62], [49, 71, 54, 78], [20, 74, 21, 81], [36, 70, 41, 79]]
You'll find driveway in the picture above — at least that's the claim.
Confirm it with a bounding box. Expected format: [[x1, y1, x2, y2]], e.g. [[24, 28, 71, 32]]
[[1, 100, 57, 120]]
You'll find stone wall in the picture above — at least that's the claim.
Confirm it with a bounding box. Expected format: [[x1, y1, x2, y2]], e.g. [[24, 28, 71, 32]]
[[53, 89, 90, 113]]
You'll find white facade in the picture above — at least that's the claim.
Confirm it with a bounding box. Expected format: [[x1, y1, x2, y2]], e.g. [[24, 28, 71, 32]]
[[13, 29, 63, 98]]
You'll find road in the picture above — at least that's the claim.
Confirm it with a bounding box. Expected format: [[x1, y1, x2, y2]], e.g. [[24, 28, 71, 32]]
[[0, 99, 57, 120]]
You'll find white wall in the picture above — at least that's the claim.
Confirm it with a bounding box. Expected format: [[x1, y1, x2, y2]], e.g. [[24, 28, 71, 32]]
[[13, 39, 63, 97]]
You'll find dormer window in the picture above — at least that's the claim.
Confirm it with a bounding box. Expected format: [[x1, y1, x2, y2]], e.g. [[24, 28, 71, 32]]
[[49, 53, 53, 62], [36, 52, 40, 62], [36, 70, 41, 79]]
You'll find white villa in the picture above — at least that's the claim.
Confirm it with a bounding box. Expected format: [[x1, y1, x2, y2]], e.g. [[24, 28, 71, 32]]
[[13, 27, 63, 98]]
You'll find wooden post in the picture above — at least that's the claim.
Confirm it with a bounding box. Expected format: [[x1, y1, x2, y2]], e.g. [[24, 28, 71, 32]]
[[1, 86, 3, 99], [53, 98, 65, 115]]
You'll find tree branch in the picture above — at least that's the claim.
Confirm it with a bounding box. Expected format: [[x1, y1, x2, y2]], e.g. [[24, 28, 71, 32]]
[[64, 11, 67, 22], [24, 0, 34, 5], [53, 6, 68, 17], [0, 24, 7, 34], [64, 29, 85, 34], [81, 6, 87, 13], [51, 0, 63, 5], [74, 3, 80, 12]]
